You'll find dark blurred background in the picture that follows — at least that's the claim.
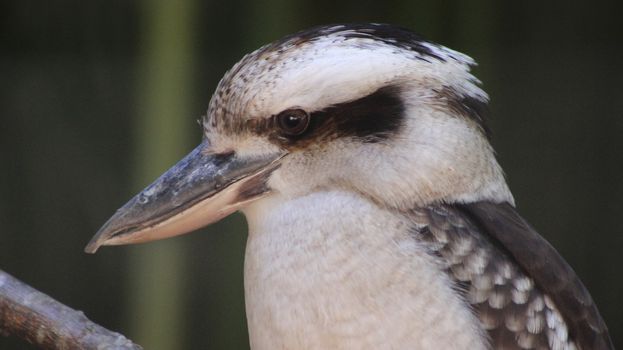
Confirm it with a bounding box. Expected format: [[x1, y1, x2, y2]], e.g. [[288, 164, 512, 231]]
[[1, 0, 622, 349]]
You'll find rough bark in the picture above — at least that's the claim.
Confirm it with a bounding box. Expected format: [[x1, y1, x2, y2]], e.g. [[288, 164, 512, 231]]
[[0, 270, 142, 349]]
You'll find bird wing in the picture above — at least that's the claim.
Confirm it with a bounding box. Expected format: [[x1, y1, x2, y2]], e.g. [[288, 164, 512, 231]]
[[408, 202, 613, 349]]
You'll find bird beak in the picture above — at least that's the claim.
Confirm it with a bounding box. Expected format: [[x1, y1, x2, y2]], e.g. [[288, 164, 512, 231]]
[[85, 140, 282, 253]]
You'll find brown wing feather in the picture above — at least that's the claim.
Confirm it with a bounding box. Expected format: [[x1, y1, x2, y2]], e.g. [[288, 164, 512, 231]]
[[460, 202, 613, 350], [408, 202, 613, 350]]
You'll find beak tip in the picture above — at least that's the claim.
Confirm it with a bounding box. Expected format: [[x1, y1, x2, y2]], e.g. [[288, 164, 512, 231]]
[[84, 236, 104, 254], [85, 214, 124, 254], [84, 244, 99, 254]]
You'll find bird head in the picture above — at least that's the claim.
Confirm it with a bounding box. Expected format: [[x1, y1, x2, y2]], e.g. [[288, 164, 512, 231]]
[[85, 23, 512, 252]]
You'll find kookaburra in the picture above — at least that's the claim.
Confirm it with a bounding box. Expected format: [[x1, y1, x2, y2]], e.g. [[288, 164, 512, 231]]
[[86, 24, 613, 349]]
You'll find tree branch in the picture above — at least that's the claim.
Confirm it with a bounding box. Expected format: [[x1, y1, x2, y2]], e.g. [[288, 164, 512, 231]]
[[0, 269, 142, 349]]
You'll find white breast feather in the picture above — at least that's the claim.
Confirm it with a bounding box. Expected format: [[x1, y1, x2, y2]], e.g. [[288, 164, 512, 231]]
[[243, 191, 489, 350]]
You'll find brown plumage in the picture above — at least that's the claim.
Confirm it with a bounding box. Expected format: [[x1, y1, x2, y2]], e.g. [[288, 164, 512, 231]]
[[409, 202, 613, 349]]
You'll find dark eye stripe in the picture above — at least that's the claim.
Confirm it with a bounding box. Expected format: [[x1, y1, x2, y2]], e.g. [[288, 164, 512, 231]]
[[245, 85, 406, 148], [272, 85, 405, 148], [310, 85, 405, 143], [245, 84, 491, 149]]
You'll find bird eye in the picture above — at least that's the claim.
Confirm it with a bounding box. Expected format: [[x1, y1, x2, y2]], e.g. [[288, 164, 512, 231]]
[[277, 109, 310, 136]]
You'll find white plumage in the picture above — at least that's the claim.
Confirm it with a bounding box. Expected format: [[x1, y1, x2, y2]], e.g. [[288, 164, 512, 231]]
[[244, 191, 488, 349]]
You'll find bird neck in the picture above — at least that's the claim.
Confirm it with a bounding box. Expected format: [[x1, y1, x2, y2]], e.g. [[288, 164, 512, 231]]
[[242, 190, 488, 349]]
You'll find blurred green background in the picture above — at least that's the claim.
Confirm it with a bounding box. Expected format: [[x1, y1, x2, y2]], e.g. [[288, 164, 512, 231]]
[[1, 0, 622, 349]]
